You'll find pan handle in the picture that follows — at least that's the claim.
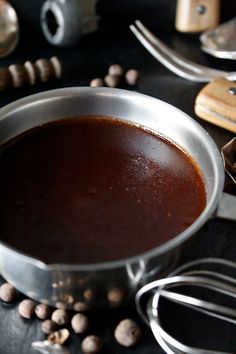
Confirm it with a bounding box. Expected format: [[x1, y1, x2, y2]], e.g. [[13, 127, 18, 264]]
[[215, 192, 236, 221]]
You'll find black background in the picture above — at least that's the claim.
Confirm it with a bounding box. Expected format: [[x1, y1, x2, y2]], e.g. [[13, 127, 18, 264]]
[[0, 1, 236, 353]]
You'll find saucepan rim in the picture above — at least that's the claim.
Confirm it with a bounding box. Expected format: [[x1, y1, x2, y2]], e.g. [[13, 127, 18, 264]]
[[0, 87, 225, 271]]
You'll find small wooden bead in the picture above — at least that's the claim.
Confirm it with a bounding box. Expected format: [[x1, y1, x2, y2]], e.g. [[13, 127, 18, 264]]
[[125, 69, 139, 86], [24, 61, 38, 85], [50, 56, 62, 79], [90, 78, 103, 88], [8, 64, 28, 88], [0, 68, 12, 91], [104, 74, 119, 88], [35, 59, 54, 82], [108, 64, 124, 76], [0, 57, 62, 92]]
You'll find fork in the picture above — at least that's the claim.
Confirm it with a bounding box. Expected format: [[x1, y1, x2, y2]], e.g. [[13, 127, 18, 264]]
[[129, 20, 236, 82]]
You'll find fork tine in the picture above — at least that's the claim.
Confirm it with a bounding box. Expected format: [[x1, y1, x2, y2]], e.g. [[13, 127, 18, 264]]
[[129, 23, 204, 81], [135, 20, 203, 74], [130, 20, 236, 82]]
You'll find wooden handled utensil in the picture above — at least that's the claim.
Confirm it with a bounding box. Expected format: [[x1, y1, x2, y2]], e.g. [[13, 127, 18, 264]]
[[175, 0, 220, 33], [195, 77, 236, 133]]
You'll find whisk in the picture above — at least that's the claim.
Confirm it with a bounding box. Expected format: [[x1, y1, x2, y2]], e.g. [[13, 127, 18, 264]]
[[136, 258, 236, 354]]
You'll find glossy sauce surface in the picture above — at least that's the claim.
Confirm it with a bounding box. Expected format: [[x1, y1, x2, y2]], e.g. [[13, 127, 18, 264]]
[[0, 116, 206, 264]]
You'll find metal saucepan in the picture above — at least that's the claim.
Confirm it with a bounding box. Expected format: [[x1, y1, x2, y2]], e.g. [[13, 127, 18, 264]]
[[0, 87, 235, 309]]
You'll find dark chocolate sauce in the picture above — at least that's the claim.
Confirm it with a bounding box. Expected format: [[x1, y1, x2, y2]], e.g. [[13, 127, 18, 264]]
[[0, 116, 206, 264]]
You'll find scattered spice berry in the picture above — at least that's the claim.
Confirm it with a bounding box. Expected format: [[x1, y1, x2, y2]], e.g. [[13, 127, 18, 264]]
[[71, 313, 90, 334], [90, 78, 103, 87], [125, 69, 139, 85], [114, 319, 142, 347], [73, 301, 88, 312], [18, 299, 36, 319], [81, 335, 102, 354], [104, 74, 119, 88], [108, 64, 124, 76], [48, 328, 70, 345], [51, 308, 69, 325], [0, 282, 17, 302], [35, 303, 51, 320], [83, 289, 94, 301], [55, 301, 67, 309], [62, 293, 74, 304], [107, 287, 124, 305], [41, 319, 58, 334]]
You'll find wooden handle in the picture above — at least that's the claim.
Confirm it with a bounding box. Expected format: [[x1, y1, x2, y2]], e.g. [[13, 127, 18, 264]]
[[195, 77, 236, 133], [175, 0, 220, 33]]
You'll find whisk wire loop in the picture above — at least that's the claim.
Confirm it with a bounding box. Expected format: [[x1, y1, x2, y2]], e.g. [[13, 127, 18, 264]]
[[136, 258, 236, 354]]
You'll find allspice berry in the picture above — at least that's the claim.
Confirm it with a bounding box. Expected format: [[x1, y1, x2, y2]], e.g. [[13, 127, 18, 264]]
[[35, 303, 51, 320], [114, 319, 142, 347], [107, 287, 124, 305], [81, 335, 102, 354], [90, 78, 103, 88], [0, 282, 17, 302], [108, 64, 124, 76], [73, 301, 88, 312], [48, 328, 70, 345], [83, 289, 94, 301], [18, 299, 36, 319], [104, 74, 119, 88], [51, 308, 69, 325], [125, 69, 139, 85], [71, 313, 90, 334], [41, 319, 58, 334]]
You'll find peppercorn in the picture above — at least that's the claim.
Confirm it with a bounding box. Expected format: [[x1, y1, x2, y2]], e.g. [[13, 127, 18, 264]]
[[48, 328, 70, 345], [108, 64, 124, 76], [125, 69, 139, 85], [81, 335, 102, 354], [104, 74, 119, 88], [71, 313, 90, 334], [0, 282, 17, 302], [90, 78, 103, 88], [35, 303, 51, 320], [51, 308, 69, 325], [41, 319, 58, 334], [18, 299, 36, 319], [114, 319, 142, 347]]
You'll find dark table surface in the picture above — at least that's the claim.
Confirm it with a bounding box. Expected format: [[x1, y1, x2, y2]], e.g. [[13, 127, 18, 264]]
[[0, 1, 236, 353]]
